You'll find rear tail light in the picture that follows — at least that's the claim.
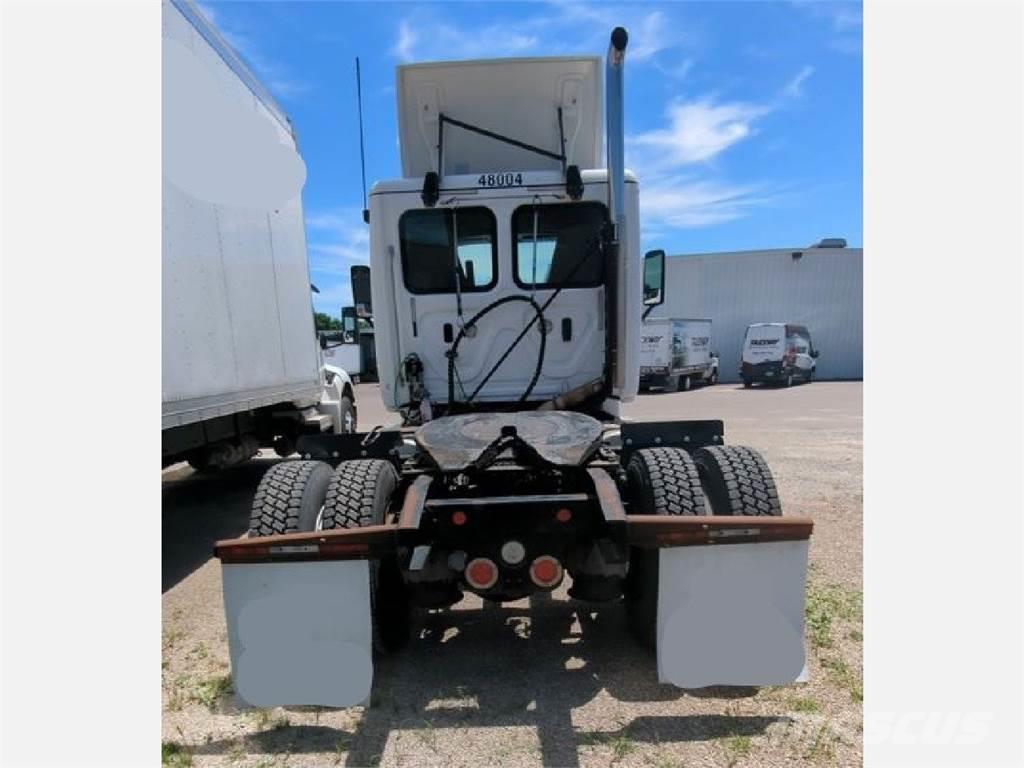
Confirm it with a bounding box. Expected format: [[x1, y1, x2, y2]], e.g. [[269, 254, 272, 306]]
[[529, 556, 563, 589], [465, 557, 499, 590]]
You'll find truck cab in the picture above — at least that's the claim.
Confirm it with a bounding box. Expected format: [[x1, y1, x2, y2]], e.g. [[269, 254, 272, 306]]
[[369, 56, 639, 420]]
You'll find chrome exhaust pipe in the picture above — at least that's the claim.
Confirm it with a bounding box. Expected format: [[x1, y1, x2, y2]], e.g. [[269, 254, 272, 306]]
[[606, 27, 628, 232], [605, 27, 628, 392]]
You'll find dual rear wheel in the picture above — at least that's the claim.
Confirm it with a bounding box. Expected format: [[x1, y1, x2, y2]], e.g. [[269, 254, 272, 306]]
[[623, 444, 781, 648], [248, 458, 411, 653]]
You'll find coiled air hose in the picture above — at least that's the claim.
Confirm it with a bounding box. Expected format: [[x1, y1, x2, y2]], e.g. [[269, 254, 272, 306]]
[[447, 294, 547, 406]]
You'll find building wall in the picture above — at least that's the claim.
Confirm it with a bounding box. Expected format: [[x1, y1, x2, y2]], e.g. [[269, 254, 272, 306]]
[[647, 247, 863, 382]]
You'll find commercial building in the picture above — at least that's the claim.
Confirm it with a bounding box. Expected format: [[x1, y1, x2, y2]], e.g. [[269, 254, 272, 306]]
[[646, 240, 863, 382]]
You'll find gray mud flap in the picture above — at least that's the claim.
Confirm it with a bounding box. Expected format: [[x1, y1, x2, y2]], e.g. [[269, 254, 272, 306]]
[[222, 560, 373, 707], [656, 539, 809, 687]]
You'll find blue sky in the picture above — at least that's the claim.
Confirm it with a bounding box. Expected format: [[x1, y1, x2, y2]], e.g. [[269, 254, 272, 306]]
[[197, 0, 862, 316]]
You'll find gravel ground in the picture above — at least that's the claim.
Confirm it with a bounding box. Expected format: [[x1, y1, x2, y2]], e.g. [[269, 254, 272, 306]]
[[162, 381, 862, 768]]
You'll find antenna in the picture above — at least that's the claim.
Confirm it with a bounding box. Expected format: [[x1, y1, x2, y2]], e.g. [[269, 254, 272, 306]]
[[356, 57, 369, 223]]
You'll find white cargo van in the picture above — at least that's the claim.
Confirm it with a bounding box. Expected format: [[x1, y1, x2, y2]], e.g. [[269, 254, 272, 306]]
[[740, 323, 819, 387], [639, 318, 718, 391]]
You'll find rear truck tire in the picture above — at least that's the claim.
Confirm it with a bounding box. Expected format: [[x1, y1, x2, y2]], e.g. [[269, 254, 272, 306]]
[[786, 372, 794, 388], [338, 394, 357, 434], [322, 459, 410, 653], [248, 460, 333, 536], [693, 445, 782, 517], [624, 448, 707, 649], [742, 377, 752, 389], [678, 375, 691, 392]]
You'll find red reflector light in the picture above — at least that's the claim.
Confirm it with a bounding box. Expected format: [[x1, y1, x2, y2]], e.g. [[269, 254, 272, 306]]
[[529, 556, 562, 589], [452, 510, 468, 526], [465, 557, 498, 590], [555, 507, 572, 523]]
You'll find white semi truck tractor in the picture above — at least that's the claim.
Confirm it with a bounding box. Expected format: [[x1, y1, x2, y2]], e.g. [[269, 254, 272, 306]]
[[215, 28, 813, 707], [162, 0, 356, 471]]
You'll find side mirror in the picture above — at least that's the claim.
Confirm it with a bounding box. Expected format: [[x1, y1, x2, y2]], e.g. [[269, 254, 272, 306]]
[[643, 249, 665, 308], [351, 265, 372, 318], [341, 306, 359, 343]]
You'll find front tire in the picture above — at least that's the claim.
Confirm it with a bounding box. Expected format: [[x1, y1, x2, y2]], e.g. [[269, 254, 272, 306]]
[[678, 375, 692, 392], [248, 460, 333, 536], [742, 377, 753, 389], [338, 395, 357, 434], [624, 448, 706, 648], [322, 459, 410, 653]]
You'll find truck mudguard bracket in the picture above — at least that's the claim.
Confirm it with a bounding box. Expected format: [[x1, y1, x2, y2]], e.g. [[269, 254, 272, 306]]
[[397, 475, 433, 544], [619, 419, 724, 461], [625, 515, 812, 548], [215, 524, 399, 564], [296, 430, 403, 464]]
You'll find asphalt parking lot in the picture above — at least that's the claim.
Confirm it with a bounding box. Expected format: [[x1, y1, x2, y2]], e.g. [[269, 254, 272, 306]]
[[162, 381, 862, 768]]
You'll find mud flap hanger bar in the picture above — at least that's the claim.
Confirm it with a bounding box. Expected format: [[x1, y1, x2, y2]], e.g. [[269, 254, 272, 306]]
[[214, 516, 813, 565], [422, 110, 584, 206]]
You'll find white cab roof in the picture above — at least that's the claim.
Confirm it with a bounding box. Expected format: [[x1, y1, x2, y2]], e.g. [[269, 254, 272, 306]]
[[397, 57, 602, 178]]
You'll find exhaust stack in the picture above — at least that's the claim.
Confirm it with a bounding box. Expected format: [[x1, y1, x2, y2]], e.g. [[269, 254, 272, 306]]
[[606, 27, 628, 232], [605, 27, 628, 392]]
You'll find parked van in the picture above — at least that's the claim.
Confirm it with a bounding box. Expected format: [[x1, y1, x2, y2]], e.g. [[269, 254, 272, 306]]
[[639, 318, 718, 391], [740, 323, 819, 387]]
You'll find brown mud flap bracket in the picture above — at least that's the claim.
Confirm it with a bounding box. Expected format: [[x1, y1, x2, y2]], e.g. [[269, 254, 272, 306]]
[[627, 516, 813, 688]]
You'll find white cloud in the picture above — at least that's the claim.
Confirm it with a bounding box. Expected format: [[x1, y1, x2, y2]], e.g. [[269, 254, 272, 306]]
[[390, 16, 539, 62], [630, 99, 769, 168], [641, 176, 775, 229], [784, 65, 815, 98], [392, 20, 417, 62], [390, 2, 697, 65], [305, 209, 370, 276], [654, 57, 694, 81], [791, 0, 862, 55], [626, 95, 780, 231]]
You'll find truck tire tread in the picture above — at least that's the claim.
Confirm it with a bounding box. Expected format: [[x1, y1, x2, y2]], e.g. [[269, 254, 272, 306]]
[[693, 445, 781, 517], [248, 460, 333, 536], [322, 459, 397, 529], [626, 447, 707, 517]]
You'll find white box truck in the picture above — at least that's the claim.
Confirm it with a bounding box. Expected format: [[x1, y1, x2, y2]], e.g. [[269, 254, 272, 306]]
[[162, 0, 355, 470], [639, 318, 718, 391]]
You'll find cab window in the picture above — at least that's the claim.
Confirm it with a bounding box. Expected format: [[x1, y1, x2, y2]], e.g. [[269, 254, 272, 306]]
[[399, 207, 497, 294], [512, 203, 606, 289]]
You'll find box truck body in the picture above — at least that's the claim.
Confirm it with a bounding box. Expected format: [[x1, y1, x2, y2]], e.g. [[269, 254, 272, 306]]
[[639, 318, 714, 391], [162, 0, 353, 467]]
